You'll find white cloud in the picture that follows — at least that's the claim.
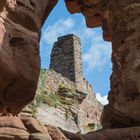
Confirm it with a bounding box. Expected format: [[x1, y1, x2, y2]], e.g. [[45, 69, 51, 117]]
[[83, 42, 112, 71], [96, 93, 108, 105], [42, 18, 75, 45]]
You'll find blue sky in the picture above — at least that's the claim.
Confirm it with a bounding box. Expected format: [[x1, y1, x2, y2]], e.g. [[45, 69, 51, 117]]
[[40, 0, 112, 105]]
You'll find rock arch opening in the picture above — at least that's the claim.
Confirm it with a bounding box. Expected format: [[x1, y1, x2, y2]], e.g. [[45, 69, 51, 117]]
[[35, 0, 112, 133], [0, 0, 139, 137], [39, 0, 112, 104]]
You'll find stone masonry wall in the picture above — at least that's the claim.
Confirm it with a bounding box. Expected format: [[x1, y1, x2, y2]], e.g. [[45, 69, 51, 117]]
[[45, 70, 76, 94], [42, 69, 93, 95], [50, 34, 84, 92], [83, 79, 93, 94], [49, 34, 93, 94]]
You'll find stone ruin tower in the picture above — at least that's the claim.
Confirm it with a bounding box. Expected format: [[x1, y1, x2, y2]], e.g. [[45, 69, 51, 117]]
[[50, 34, 84, 91]]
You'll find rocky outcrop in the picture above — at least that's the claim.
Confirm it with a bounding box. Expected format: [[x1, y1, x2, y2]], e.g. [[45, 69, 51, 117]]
[[62, 127, 140, 140], [0, 116, 68, 140], [0, 0, 58, 114], [36, 88, 102, 134], [64, 0, 140, 129], [78, 94, 102, 133], [34, 69, 102, 134], [37, 103, 81, 133], [33, 36, 103, 134], [102, 0, 140, 129], [0, 116, 140, 140]]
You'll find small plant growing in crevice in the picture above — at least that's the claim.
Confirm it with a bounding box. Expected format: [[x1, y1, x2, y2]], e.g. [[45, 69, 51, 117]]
[[29, 103, 38, 118], [59, 83, 65, 90]]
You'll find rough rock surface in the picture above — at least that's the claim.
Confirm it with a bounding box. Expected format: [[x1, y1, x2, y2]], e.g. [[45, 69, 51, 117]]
[[64, 0, 140, 129], [0, 116, 140, 140], [0, 0, 58, 114], [78, 94, 102, 133], [0, 116, 68, 140], [37, 103, 81, 133], [64, 0, 111, 41], [62, 127, 140, 140], [36, 90, 102, 134], [102, 0, 140, 128], [83, 127, 140, 140]]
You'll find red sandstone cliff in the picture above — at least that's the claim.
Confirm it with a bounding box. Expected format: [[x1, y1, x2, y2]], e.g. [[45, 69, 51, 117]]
[[0, 0, 58, 114]]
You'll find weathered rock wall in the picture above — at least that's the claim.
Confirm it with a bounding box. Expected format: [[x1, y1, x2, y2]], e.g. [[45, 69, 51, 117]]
[[37, 103, 81, 133], [36, 94, 102, 134], [0, 116, 68, 140], [102, 0, 140, 128], [78, 94, 102, 133], [0, 0, 58, 114], [0, 116, 140, 140]]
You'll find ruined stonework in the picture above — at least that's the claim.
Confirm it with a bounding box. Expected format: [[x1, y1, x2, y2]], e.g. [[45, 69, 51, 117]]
[[44, 70, 76, 94], [42, 69, 93, 96], [50, 34, 85, 92], [36, 68, 102, 133], [35, 36, 103, 133]]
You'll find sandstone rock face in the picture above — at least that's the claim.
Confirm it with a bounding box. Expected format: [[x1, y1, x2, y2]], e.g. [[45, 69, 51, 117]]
[[36, 91, 102, 134], [0, 116, 68, 140], [83, 127, 140, 140], [0, 116, 140, 140], [0, 0, 139, 139], [0, 0, 58, 114], [62, 127, 140, 140], [37, 103, 81, 133], [78, 94, 102, 133], [102, 0, 140, 128], [64, 0, 140, 129], [47, 125, 69, 140]]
